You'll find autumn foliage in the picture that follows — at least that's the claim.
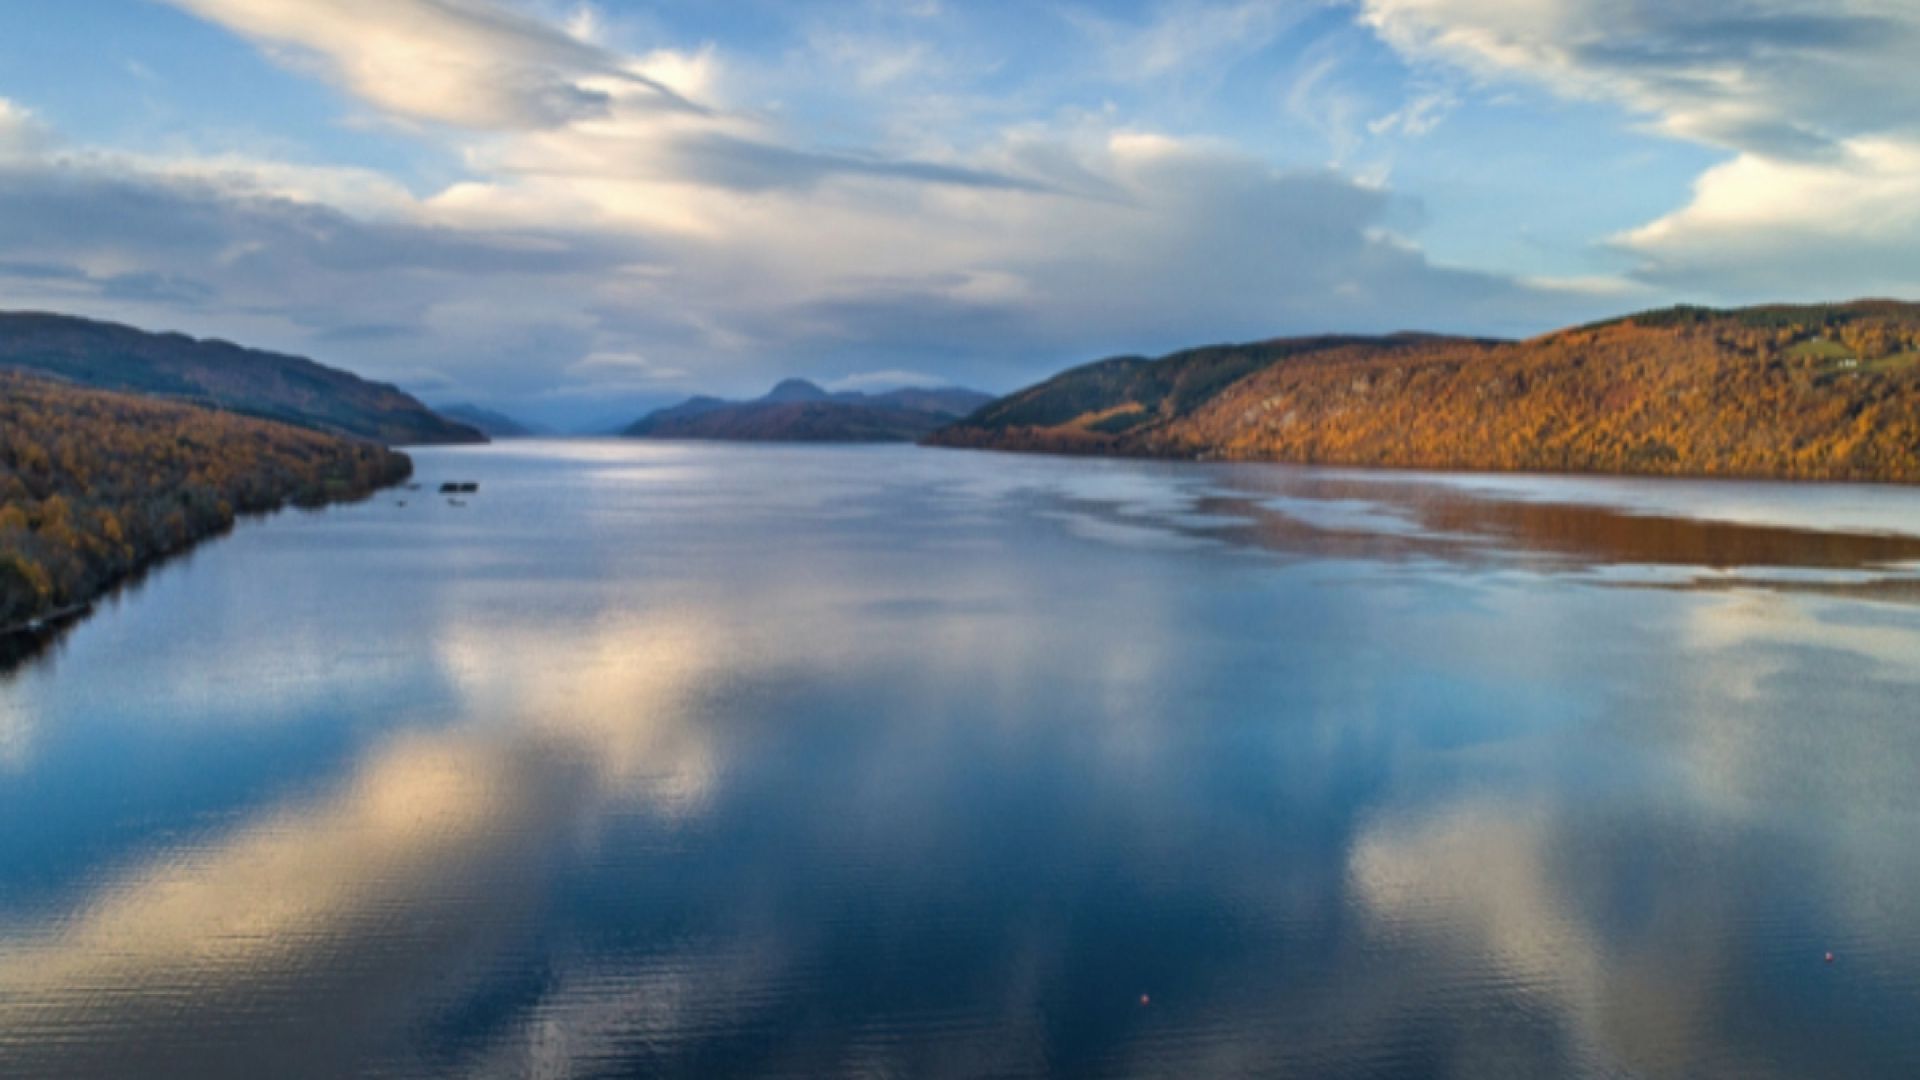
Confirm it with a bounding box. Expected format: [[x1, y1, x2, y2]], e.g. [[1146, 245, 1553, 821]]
[[1, 372, 411, 627], [929, 302, 1920, 483]]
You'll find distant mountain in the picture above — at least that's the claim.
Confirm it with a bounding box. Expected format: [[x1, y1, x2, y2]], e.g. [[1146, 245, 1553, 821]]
[[625, 379, 993, 443], [929, 301, 1920, 483], [763, 378, 832, 403], [0, 311, 484, 445], [630, 394, 731, 429], [436, 403, 546, 438]]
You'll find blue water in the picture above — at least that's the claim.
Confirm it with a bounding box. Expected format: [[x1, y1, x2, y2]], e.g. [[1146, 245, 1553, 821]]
[[4, 441, 1920, 1078]]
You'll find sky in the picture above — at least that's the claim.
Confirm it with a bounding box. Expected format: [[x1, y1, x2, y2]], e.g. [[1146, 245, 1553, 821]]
[[1, 0, 1917, 426]]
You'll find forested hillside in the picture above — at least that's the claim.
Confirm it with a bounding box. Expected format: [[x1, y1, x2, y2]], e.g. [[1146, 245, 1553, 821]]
[[1, 372, 411, 629], [0, 312, 484, 445], [929, 302, 1920, 483]]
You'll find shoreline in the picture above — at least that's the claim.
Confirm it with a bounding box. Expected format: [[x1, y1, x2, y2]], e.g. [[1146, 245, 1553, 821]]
[[919, 433, 1920, 489], [1, 462, 412, 673]]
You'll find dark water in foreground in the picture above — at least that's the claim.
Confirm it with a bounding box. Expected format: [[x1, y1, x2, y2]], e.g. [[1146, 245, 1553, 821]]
[[4, 441, 1920, 1078]]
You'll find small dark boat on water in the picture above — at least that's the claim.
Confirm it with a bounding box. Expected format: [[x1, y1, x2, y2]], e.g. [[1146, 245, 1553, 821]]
[[438, 481, 479, 494]]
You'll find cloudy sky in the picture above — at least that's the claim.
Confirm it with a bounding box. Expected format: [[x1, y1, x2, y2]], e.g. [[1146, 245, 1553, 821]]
[[1, 1, 1917, 425]]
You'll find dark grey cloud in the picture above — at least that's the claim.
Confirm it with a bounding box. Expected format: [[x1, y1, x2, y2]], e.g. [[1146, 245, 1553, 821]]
[[0, 162, 649, 413], [670, 132, 1059, 195], [314, 322, 422, 344], [99, 270, 216, 306], [0, 259, 88, 283], [0, 165, 646, 281], [0, 163, 664, 288], [1575, 11, 1901, 61], [1, 255, 216, 310], [492, 129, 1061, 197]]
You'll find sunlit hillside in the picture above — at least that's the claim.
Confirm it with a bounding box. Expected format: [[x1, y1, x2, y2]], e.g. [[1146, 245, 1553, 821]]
[[931, 302, 1920, 483]]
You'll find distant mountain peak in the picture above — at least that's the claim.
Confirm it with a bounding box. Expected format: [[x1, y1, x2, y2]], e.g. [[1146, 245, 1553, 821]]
[[623, 378, 993, 443], [763, 378, 830, 402]]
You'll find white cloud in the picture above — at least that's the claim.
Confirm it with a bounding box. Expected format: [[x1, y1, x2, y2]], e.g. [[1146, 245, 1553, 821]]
[[1616, 136, 1920, 296], [1357, 0, 1920, 156], [1358, 0, 1920, 301], [1367, 87, 1457, 137], [1079, 0, 1310, 79], [805, 30, 938, 89], [0, 98, 49, 159], [1519, 272, 1648, 298], [165, 0, 701, 129], [0, 2, 1610, 423], [564, 350, 689, 387]]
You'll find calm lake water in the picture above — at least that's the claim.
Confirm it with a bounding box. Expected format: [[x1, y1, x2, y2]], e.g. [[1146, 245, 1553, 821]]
[[4, 441, 1920, 1078]]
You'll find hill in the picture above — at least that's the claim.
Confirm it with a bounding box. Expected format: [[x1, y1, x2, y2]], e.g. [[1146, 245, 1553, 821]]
[[927, 302, 1920, 483], [1, 371, 412, 636], [0, 312, 484, 445], [435, 403, 545, 438], [625, 379, 993, 443]]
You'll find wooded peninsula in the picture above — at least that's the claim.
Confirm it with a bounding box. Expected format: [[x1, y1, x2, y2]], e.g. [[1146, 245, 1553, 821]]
[[1, 372, 411, 631]]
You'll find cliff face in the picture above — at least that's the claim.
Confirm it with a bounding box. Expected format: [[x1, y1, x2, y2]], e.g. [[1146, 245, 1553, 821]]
[[929, 303, 1920, 483]]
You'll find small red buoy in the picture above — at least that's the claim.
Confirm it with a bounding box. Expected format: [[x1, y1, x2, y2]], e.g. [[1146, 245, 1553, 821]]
[[1139, 993, 1151, 1006], [1825, 951, 1835, 964]]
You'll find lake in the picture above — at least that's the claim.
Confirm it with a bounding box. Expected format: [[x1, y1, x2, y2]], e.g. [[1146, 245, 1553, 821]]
[[4, 441, 1920, 1078]]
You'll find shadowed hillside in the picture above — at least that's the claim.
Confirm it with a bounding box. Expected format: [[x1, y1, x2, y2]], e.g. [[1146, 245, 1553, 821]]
[[929, 302, 1920, 483], [0, 312, 484, 445], [1, 372, 412, 632]]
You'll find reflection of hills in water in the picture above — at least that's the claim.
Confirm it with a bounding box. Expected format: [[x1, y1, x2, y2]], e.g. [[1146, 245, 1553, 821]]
[[16, 461, 1920, 681], [1, 544, 218, 678], [1043, 469, 1920, 599]]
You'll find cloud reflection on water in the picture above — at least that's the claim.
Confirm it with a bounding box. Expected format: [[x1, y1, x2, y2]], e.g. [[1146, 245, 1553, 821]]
[[3, 444, 1920, 1077]]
